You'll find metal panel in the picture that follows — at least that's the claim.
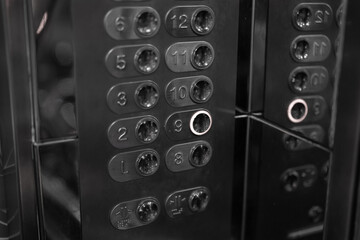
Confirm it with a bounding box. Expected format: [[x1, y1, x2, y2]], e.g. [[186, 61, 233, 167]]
[[261, 0, 344, 147], [236, 0, 269, 112], [0, 0, 41, 239], [38, 141, 80, 240], [243, 118, 330, 240], [33, 0, 76, 141], [0, 7, 21, 239], [324, 0, 360, 239], [72, 0, 239, 239]]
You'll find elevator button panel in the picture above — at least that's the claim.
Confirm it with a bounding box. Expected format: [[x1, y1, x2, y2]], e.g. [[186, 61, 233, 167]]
[[165, 187, 210, 218], [165, 76, 213, 107], [165, 140, 212, 172], [291, 35, 331, 62], [281, 165, 318, 192], [108, 115, 160, 149], [165, 109, 212, 140], [110, 197, 160, 230], [73, 0, 238, 238], [105, 44, 160, 78], [283, 125, 325, 151], [165, 41, 214, 72], [287, 96, 327, 124], [104, 7, 160, 40], [262, 0, 343, 147], [108, 149, 160, 182], [289, 66, 329, 94], [244, 120, 329, 240], [293, 3, 333, 31], [107, 80, 160, 114], [165, 6, 215, 37]]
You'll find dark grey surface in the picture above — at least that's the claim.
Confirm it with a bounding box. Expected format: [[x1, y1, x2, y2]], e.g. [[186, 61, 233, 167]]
[[236, 0, 268, 112], [0, 0, 40, 239], [243, 118, 330, 240], [324, 0, 360, 239]]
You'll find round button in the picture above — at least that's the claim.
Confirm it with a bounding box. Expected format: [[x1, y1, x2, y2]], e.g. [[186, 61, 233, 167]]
[[134, 46, 160, 74], [191, 7, 215, 35], [135, 117, 160, 143], [136, 199, 160, 223], [188, 188, 210, 212], [191, 43, 214, 70], [189, 142, 212, 167], [135, 9, 160, 37], [135, 82, 160, 109], [136, 151, 160, 176]]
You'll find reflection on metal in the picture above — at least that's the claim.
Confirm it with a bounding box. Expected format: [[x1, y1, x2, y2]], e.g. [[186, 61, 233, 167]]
[[251, 115, 330, 152], [287, 224, 324, 239], [32, 0, 80, 239], [35, 0, 77, 140], [34, 136, 78, 147], [0, 0, 41, 237], [39, 142, 81, 239]]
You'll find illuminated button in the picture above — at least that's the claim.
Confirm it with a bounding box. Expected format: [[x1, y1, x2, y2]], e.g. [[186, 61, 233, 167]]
[[287, 99, 308, 123], [189, 110, 212, 136]]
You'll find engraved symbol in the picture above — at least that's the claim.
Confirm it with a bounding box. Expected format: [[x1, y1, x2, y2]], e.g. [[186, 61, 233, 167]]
[[309, 131, 319, 141], [311, 73, 325, 87], [117, 91, 127, 106], [116, 54, 126, 70], [115, 205, 133, 229], [117, 219, 130, 228], [315, 10, 330, 24], [117, 127, 128, 141], [313, 101, 321, 116], [169, 86, 188, 102], [115, 16, 126, 32], [120, 160, 129, 174], [116, 206, 132, 219], [171, 50, 188, 66], [174, 152, 184, 165], [169, 195, 186, 216], [174, 119, 183, 133], [313, 41, 327, 57], [170, 14, 189, 29]]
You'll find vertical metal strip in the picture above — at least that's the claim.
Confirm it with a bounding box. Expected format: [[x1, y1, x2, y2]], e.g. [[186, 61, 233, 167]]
[[240, 116, 251, 240], [24, 0, 46, 238], [2, 0, 41, 238]]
